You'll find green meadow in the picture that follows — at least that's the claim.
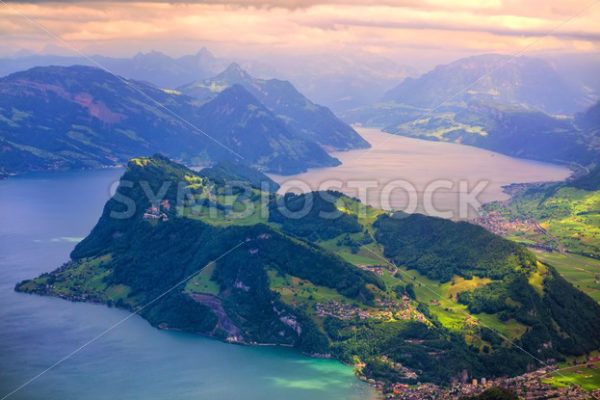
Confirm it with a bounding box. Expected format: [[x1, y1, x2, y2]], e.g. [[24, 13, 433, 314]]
[[542, 362, 600, 392], [533, 250, 600, 303]]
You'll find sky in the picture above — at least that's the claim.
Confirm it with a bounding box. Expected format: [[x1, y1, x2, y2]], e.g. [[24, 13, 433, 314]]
[[0, 0, 599, 69]]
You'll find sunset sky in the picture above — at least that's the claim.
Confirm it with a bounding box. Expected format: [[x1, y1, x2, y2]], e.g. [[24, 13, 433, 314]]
[[1, 0, 599, 68]]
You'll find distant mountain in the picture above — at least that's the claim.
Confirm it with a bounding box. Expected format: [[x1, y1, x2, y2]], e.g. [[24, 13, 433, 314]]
[[96, 49, 226, 88], [0, 65, 339, 176], [179, 63, 370, 151], [383, 54, 594, 115], [191, 83, 339, 172], [179, 63, 251, 101], [246, 53, 417, 112], [344, 55, 600, 167], [0, 48, 227, 88], [547, 53, 600, 105], [384, 102, 600, 166], [0, 50, 415, 112]]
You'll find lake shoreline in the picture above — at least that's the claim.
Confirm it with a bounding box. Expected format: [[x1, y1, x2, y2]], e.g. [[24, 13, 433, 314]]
[[1, 168, 375, 400], [270, 127, 571, 220]]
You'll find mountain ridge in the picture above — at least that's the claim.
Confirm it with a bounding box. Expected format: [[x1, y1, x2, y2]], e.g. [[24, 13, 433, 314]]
[[342, 54, 600, 167], [179, 63, 370, 151], [383, 54, 594, 115], [0, 65, 341, 177], [0, 48, 227, 88], [383, 101, 600, 166]]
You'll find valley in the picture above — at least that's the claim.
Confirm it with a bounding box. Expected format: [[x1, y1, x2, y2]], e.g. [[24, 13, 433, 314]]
[[1, 21, 600, 399], [344, 55, 600, 169], [474, 167, 600, 318]]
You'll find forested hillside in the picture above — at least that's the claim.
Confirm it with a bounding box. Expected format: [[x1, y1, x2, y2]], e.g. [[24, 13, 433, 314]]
[[0, 66, 341, 177], [16, 156, 600, 388]]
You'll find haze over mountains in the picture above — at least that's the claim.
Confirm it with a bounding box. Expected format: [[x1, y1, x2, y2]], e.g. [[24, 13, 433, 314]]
[[179, 63, 369, 150], [2, 51, 600, 178], [345, 54, 600, 167], [0, 49, 226, 89], [382, 54, 594, 115], [0, 65, 350, 176], [0, 49, 414, 112], [245, 54, 416, 112]]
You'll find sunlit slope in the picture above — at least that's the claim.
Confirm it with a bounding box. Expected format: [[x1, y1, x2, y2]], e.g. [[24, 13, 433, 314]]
[[17, 155, 600, 386]]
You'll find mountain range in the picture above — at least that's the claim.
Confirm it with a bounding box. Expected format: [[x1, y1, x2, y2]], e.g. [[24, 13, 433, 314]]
[[344, 54, 600, 167], [383, 100, 600, 166], [0, 49, 227, 89], [0, 50, 415, 113], [16, 155, 600, 390], [382, 54, 594, 115], [0, 64, 367, 177], [239, 53, 416, 112], [178, 63, 370, 151]]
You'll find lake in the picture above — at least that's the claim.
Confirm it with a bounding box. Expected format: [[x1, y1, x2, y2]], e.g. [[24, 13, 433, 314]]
[[0, 169, 375, 400], [0, 132, 571, 400], [270, 128, 571, 219]]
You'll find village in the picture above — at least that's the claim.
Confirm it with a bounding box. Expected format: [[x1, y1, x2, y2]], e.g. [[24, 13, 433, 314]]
[[372, 361, 600, 400], [315, 294, 428, 323], [473, 211, 542, 238]]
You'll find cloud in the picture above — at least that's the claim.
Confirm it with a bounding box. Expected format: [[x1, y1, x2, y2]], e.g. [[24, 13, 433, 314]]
[[310, 16, 600, 43], [0, 0, 591, 15], [0, 0, 598, 62]]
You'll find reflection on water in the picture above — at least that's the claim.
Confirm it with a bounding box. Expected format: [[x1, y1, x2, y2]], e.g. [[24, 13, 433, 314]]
[[270, 127, 571, 219]]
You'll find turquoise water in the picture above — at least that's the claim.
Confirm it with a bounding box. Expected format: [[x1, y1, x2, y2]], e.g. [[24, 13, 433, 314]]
[[0, 169, 375, 400]]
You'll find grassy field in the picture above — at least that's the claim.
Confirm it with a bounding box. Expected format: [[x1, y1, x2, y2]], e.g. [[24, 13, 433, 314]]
[[542, 362, 600, 391], [389, 111, 488, 140], [319, 237, 384, 266], [540, 188, 600, 257], [267, 269, 356, 312], [487, 186, 600, 258], [392, 266, 527, 341], [528, 261, 549, 295], [184, 203, 268, 226], [335, 197, 385, 231], [19, 254, 132, 303], [533, 250, 600, 303], [476, 313, 528, 339], [184, 262, 220, 296], [180, 188, 269, 227]]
